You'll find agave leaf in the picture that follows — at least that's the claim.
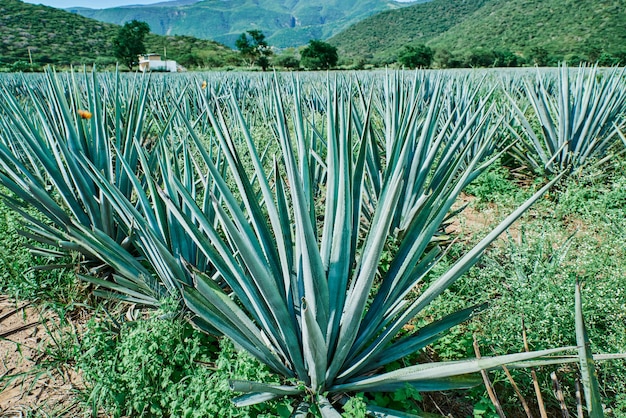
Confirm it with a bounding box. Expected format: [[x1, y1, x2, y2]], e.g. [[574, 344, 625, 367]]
[[575, 281, 604, 417], [69, 226, 162, 297], [78, 157, 187, 293], [504, 352, 626, 369], [364, 304, 487, 373], [207, 194, 308, 377], [302, 297, 328, 390], [361, 375, 482, 392], [203, 94, 285, 287], [332, 347, 574, 392], [230, 380, 304, 396], [326, 172, 405, 382], [273, 158, 295, 302], [508, 64, 626, 175], [339, 172, 564, 381], [365, 404, 426, 418], [318, 396, 342, 418], [227, 92, 293, 295], [183, 281, 293, 377], [78, 274, 159, 306], [272, 79, 329, 332], [0, 68, 154, 281], [0, 149, 72, 227], [293, 401, 311, 417], [232, 392, 288, 408], [352, 93, 498, 358]]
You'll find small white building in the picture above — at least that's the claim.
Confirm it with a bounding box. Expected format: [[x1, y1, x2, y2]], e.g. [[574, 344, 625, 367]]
[[138, 54, 179, 72]]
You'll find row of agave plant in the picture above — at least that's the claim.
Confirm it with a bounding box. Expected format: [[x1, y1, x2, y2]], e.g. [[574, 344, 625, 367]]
[[0, 64, 624, 416]]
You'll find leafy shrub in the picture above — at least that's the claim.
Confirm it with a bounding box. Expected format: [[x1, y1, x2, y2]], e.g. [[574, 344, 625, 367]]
[[341, 395, 367, 417], [78, 307, 288, 417], [273, 54, 300, 70], [300, 39, 338, 69], [397, 44, 434, 69]]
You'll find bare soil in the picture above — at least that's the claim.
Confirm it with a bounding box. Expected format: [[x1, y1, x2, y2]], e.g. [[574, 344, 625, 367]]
[[0, 295, 82, 417], [446, 193, 522, 242]]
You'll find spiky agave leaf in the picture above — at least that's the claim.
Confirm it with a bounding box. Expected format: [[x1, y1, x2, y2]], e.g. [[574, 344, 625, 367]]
[[506, 63, 626, 176], [0, 68, 149, 263], [0, 68, 196, 306], [575, 281, 604, 417], [124, 74, 566, 413], [35, 71, 573, 414]]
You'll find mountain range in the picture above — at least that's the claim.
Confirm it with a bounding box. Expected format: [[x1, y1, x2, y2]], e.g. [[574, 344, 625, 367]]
[[68, 0, 427, 48]]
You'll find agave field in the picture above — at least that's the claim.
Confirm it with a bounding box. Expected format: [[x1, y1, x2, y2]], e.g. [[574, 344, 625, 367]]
[[1, 65, 626, 417]]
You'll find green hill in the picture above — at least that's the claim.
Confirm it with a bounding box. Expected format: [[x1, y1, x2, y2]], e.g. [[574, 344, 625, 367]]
[[329, 0, 487, 65], [330, 0, 626, 66], [428, 0, 626, 61], [68, 0, 423, 48], [0, 0, 237, 70]]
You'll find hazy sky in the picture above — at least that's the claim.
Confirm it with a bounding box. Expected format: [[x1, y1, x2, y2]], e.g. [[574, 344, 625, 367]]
[[23, 0, 167, 8]]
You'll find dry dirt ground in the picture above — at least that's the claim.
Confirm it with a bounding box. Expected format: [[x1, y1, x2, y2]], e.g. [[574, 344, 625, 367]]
[[0, 295, 82, 417], [445, 193, 522, 241]]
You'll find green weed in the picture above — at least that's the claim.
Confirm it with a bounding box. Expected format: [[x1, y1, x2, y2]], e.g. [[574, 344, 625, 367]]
[[426, 164, 626, 415], [0, 198, 86, 312], [464, 160, 520, 206], [77, 304, 290, 417]]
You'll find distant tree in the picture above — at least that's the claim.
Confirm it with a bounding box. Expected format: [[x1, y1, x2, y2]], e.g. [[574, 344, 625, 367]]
[[235, 30, 273, 70], [274, 55, 300, 70], [94, 56, 117, 68], [204, 52, 227, 68], [493, 49, 523, 67], [349, 58, 367, 71], [113, 20, 150, 70], [564, 53, 586, 66], [433, 48, 452, 68], [598, 50, 626, 66], [300, 40, 338, 70], [256, 55, 271, 72], [273, 48, 300, 70], [582, 44, 602, 63], [11, 61, 36, 72], [178, 52, 203, 69], [613, 50, 626, 64], [398, 44, 434, 69], [528, 46, 550, 66], [465, 49, 497, 68]]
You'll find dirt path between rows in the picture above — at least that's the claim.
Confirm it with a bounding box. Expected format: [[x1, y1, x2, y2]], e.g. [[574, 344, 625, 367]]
[[0, 295, 82, 417]]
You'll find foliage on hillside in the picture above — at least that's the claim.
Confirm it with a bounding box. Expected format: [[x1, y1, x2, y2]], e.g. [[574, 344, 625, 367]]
[[428, 0, 626, 64], [330, 0, 487, 65], [0, 0, 238, 70], [68, 0, 419, 48], [330, 0, 626, 67]]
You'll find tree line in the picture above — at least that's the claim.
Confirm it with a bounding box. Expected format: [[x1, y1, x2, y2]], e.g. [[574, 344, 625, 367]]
[[110, 22, 340, 72], [393, 44, 626, 69], [6, 17, 623, 72], [234, 30, 339, 71]]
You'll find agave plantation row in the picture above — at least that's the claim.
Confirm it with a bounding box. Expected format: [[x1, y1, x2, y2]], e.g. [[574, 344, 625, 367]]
[[0, 65, 624, 416]]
